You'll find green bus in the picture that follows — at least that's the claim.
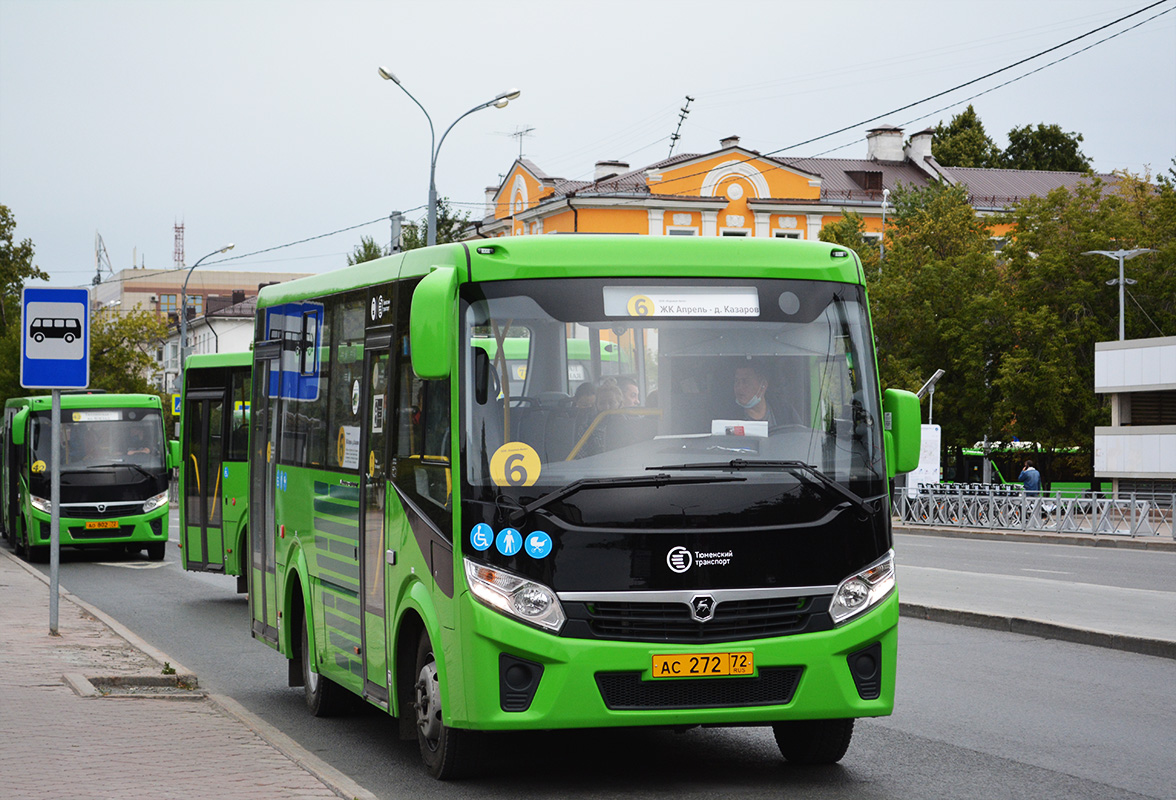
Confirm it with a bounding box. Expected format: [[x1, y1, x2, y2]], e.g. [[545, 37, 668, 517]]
[[248, 235, 921, 778], [1, 392, 176, 562], [179, 351, 252, 591]]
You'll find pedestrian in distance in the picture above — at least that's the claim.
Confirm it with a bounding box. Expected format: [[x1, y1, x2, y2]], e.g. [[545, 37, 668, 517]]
[[1018, 459, 1042, 496]]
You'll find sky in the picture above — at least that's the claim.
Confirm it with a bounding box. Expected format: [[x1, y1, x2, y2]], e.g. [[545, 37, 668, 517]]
[[2, 0, 1174, 288]]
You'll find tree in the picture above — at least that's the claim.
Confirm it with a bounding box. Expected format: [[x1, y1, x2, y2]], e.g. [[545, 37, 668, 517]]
[[88, 305, 170, 395], [866, 181, 1005, 455], [1002, 124, 1091, 172], [347, 236, 387, 265], [0, 205, 49, 338], [818, 210, 879, 271], [401, 198, 472, 250], [931, 105, 1002, 168]]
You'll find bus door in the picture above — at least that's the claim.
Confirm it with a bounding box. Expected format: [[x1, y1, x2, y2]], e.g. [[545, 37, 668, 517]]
[[182, 388, 226, 570], [359, 337, 390, 704], [250, 346, 280, 644]]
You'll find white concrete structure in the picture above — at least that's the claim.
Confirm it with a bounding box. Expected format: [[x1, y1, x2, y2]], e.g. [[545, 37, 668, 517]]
[[1094, 336, 1176, 494]]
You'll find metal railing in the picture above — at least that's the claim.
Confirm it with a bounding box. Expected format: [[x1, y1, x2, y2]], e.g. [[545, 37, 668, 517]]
[[894, 484, 1176, 539]]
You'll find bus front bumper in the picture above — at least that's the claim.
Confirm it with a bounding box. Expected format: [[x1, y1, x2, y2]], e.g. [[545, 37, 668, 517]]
[[445, 590, 898, 731], [28, 503, 170, 547]]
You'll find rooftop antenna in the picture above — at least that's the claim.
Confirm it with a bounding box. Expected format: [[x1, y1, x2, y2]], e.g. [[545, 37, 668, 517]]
[[93, 231, 113, 286], [496, 125, 536, 159], [668, 95, 695, 158]]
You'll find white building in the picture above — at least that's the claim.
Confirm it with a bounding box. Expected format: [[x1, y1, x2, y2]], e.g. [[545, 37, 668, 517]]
[[1093, 336, 1176, 495]]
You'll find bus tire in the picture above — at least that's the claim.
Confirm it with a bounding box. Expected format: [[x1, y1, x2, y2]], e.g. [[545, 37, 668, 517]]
[[301, 611, 346, 717], [145, 542, 166, 561], [773, 718, 854, 765], [414, 631, 472, 780]]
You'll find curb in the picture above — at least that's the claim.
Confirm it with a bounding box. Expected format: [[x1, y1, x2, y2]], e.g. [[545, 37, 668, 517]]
[[899, 602, 1176, 660], [895, 523, 1176, 551], [208, 694, 380, 800]]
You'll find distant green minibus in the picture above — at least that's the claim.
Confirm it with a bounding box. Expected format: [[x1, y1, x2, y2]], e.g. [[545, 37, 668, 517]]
[[1, 392, 175, 561]]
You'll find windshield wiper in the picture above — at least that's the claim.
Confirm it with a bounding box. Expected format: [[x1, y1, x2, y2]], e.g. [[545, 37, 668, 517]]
[[648, 459, 875, 516], [93, 462, 158, 480], [507, 473, 745, 523]]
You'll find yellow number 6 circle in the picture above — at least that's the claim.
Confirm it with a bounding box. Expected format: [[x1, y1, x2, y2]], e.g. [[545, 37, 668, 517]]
[[490, 442, 541, 487], [627, 295, 654, 316]]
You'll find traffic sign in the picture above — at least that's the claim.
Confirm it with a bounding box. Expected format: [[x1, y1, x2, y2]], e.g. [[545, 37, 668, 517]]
[[20, 287, 90, 389]]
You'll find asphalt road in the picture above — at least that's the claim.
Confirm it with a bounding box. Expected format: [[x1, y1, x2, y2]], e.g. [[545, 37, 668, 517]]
[[26, 527, 1176, 800]]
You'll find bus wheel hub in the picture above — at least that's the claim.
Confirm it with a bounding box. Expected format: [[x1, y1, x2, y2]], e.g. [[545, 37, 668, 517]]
[[415, 663, 442, 742]]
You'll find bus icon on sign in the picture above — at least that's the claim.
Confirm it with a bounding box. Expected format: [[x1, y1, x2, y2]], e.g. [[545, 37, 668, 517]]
[[29, 317, 82, 343]]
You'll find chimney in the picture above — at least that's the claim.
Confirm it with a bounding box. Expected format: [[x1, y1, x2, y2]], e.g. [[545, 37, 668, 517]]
[[231, 290, 246, 305], [904, 129, 934, 163], [866, 125, 904, 162], [594, 160, 629, 181], [720, 135, 741, 149], [485, 186, 498, 218]]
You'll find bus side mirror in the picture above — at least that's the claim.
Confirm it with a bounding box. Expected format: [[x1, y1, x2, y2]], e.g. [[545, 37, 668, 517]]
[[882, 388, 921, 477], [168, 440, 181, 469], [410, 267, 457, 380], [11, 409, 28, 446]]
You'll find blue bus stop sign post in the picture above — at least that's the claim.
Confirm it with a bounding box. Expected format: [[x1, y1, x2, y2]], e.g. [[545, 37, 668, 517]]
[[21, 287, 90, 636]]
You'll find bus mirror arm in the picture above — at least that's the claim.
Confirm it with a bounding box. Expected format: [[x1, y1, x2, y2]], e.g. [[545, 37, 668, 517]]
[[11, 409, 28, 446]]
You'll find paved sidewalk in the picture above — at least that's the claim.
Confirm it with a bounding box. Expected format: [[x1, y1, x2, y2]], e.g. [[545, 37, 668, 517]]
[[896, 523, 1176, 659], [0, 550, 377, 800]]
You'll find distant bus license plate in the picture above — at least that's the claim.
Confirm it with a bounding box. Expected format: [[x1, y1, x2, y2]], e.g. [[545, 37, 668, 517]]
[[85, 520, 119, 529], [652, 652, 754, 679]]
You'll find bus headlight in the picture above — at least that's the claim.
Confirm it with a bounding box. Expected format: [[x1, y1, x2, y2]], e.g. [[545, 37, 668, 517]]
[[30, 495, 52, 514], [464, 558, 566, 633], [829, 550, 895, 625], [142, 491, 169, 513]]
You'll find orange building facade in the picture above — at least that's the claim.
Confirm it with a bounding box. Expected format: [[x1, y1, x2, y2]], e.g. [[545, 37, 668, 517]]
[[471, 127, 1112, 243]]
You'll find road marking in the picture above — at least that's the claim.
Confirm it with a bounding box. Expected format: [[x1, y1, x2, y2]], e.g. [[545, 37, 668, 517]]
[[1021, 568, 1071, 575], [96, 561, 171, 569]]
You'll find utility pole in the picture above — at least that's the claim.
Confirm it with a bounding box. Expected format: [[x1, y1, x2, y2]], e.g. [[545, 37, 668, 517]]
[[668, 96, 694, 158]]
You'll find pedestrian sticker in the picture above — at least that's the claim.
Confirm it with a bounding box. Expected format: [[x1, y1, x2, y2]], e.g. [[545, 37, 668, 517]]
[[470, 523, 493, 551], [496, 527, 522, 557], [525, 530, 552, 559]]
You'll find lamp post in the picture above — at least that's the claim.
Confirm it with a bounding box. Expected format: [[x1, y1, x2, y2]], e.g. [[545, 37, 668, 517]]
[[179, 244, 234, 389], [879, 188, 890, 263], [1082, 248, 1156, 341], [378, 67, 519, 246], [916, 368, 945, 425]]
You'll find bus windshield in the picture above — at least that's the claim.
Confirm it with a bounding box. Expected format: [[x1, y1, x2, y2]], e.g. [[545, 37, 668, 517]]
[[461, 277, 885, 499], [31, 408, 166, 472]]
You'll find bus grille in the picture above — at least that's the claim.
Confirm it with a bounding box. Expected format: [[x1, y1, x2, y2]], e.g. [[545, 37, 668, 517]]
[[69, 525, 138, 540], [565, 596, 829, 643], [60, 502, 143, 519], [596, 667, 803, 710]]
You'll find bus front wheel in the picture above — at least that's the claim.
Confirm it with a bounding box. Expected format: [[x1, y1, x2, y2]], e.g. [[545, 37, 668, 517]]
[[414, 632, 472, 780], [145, 542, 166, 561], [773, 718, 854, 765], [301, 612, 346, 717]]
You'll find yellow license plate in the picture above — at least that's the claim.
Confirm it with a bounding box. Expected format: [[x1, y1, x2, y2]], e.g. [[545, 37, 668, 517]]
[[651, 651, 754, 679], [85, 520, 119, 530]]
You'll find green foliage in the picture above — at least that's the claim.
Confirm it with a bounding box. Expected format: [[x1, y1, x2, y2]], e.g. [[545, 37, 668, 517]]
[[868, 181, 1004, 451], [1002, 124, 1091, 172], [0, 204, 49, 339], [932, 108, 1092, 173], [818, 210, 879, 271], [401, 198, 472, 250], [932, 105, 1002, 168], [346, 235, 387, 266]]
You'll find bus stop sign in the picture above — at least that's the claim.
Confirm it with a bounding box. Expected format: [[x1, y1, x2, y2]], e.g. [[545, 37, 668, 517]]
[[21, 287, 90, 389]]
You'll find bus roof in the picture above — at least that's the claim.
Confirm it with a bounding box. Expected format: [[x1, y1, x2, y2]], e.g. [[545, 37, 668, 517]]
[[184, 350, 252, 370], [256, 236, 865, 309], [4, 393, 164, 412]]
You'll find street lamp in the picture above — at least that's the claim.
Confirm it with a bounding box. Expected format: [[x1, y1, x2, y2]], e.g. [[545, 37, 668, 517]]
[[879, 188, 890, 263], [378, 67, 520, 246], [179, 243, 235, 389], [1082, 248, 1156, 341], [917, 368, 945, 425]]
